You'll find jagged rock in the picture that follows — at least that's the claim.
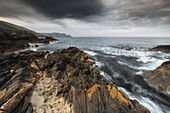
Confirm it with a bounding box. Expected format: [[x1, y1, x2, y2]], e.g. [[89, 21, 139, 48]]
[[0, 28, 58, 54], [0, 50, 46, 72], [0, 51, 47, 113], [31, 47, 150, 113], [0, 67, 40, 113], [142, 60, 170, 93], [71, 84, 149, 113], [0, 43, 150, 113], [149, 45, 170, 53]]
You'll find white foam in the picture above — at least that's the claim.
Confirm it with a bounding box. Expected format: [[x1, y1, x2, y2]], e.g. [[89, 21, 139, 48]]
[[118, 58, 168, 71], [118, 60, 139, 69], [29, 47, 37, 51], [113, 72, 120, 77], [136, 71, 143, 75], [139, 59, 168, 70], [49, 40, 59, 44], [118, 87, 165, 113], [84, 50, 97, 56], [139, 97, 164, 113], [99, 71, 112, 81], [28, 42, 44, 46], [99, 46, 169, 71], [95, 61, 104, 68], [98, 47, 169, 63]]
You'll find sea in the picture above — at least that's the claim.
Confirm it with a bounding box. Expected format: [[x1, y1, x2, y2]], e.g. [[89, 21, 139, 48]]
[[29, 37, 170, 113]]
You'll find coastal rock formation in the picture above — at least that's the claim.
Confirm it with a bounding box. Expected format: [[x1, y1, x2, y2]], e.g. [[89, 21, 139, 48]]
[[149, 45, 170, 53], [0, 20, 58, 54], [0, 47, 150, 113], [30, 47, 150, 113], [0, 35, 58, 54], [142, 60, 170, 93], [0, 20, 150, 112], [0, 50, 47, 113], [0, 20, 71, 39], [37, 32, 72, 37]]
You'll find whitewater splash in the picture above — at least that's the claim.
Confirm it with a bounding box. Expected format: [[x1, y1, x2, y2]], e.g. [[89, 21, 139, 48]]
[[29, 37, 170, 113], [85, 46, 170, 113]]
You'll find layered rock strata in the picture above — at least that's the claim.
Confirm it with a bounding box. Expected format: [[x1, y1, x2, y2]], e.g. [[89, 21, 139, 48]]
[[30, 47, 150, 113], [143, 60, 170, 93], [0, 47, 150, 113], [0, 50, 47, 113]]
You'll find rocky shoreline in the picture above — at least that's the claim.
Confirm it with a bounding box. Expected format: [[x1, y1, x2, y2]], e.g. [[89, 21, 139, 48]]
[[142, 46, 170, 94], [1, 24, 169, 113], [142, 60, 170, 93], [0, 36, 58, 54], [0, 35, 150, 113], [30, 47, 151, 113], [149, 45, 170, 53]]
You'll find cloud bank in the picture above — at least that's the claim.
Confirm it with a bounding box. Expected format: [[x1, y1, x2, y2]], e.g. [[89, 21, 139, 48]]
[[0, 0, 170, 36], [20, 0, 103, 19]]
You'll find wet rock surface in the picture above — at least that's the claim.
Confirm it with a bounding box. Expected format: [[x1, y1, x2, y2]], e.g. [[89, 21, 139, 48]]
[[149, 45, 170, 53], [30, 47, 150, 113], [0, 47, 150, 113], [143, 60, 170, 93], [0, 25, 150, 113], [0, 26, 58, 113], [0, 27, 58, 54], [0, 50, 47, 113]]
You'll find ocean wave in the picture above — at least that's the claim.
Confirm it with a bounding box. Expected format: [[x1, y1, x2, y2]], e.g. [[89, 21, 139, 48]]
[[118, 58, 168, 71], [118, 87, 165, 113], [84, 50, 97, 56], [99, 71, 112, 81], [49, 40, 59, 44]]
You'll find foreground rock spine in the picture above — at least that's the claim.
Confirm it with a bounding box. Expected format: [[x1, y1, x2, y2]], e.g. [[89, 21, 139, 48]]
[[0, 47, 150, 113], [30, 47, 150, 113]]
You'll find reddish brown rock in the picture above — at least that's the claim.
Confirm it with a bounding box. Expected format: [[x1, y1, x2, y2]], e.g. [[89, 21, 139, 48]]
[[0, 46, 150, 113], [142, 60, 170, 93], [0, 50, 47, 113], [149, 45, 170, 53], [32, 47, 150, 113]]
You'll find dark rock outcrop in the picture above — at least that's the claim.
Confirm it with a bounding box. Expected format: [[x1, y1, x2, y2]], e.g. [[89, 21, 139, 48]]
[[0, 50, 47, 113], [0, 21, 150, 112], [37, 32, 72, 37], [0, 21, 58, 54], [142, 60, 170, 93], [149, 45, 170, 53], [0, 20, 70, 39], [0, 33, 58, 54], [0, 67, 39, 113], [31, 47, 150, 113], [0, 47, 150, 113]]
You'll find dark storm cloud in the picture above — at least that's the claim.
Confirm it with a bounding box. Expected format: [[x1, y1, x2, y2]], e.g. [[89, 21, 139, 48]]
[[20, 0, 103, 19], [104, 0, 170, 26], [0, 0, 38, 18], [0, 0, 170, 27]]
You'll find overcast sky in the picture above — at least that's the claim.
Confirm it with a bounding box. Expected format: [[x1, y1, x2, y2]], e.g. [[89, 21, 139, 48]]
[[0, 0, 170, 37]]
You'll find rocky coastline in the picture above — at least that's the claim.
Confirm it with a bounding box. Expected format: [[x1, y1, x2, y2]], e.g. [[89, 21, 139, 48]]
[[1, 22, 169, 113], [142, 46, 170, 94], [0, 34, 58, 54], [149, 45, 170, 53], [0, 28, 151, 112], [0, 45, 150, 113]]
